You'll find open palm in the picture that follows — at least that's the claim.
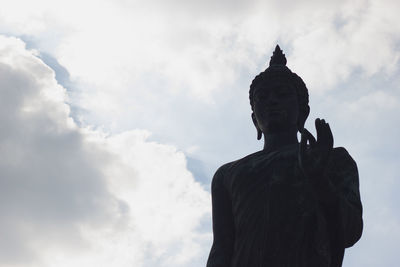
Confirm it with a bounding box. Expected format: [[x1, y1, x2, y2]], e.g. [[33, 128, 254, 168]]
[[298, 118, 334, 180]]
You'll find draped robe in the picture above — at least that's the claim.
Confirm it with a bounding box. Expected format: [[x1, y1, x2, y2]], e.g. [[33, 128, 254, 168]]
[[207, 145, 363, 267]]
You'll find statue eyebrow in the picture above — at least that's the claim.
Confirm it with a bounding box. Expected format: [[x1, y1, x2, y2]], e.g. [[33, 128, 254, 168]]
[[254, 90, 269, 98], [254, 85, 294, 95]]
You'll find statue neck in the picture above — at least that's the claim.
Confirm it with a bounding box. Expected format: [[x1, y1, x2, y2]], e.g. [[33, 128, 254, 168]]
[[263, 129, 298, 153]]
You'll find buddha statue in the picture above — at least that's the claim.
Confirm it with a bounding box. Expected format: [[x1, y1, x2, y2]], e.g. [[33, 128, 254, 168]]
[[206, 45, 363, 267]]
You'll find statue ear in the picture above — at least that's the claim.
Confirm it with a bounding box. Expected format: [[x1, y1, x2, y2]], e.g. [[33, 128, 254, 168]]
[[251, 113, 263, 140], [298, 105, 310, 132]]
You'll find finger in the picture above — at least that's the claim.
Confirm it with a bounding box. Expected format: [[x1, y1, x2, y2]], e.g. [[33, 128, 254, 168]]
[[303, 128, 316, 146], [322, 119, 332, 146], [315, 118, 322, 143], [320, 119, 328, 145], [326, 123, 334, 148]]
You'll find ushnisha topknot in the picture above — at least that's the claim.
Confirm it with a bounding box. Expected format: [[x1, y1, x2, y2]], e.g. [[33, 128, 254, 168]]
[[269, 45, 287, 67], [249, 44, 309, 114]]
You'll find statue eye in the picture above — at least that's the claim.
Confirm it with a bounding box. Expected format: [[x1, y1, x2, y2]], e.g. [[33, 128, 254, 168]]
[[279, 90, 294, 96], [280, 91, 290, 96], [255, 94, 268, 103], [256, 91, 270, 99]]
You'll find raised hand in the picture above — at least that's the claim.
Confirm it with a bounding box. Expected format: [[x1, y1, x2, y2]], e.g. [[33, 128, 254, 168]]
[[298, 118, 334, 181]]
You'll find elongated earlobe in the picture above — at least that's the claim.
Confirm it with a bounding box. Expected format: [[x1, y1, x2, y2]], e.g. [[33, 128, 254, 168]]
[[252, 113, 263, 141], [257, 129, 262, 140]]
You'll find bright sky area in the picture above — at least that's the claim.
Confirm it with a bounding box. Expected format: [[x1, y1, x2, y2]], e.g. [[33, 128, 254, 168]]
[[0, 0, 399, 266]]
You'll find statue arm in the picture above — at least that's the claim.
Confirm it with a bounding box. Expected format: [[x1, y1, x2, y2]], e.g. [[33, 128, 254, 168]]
[[319, 147, 363, 248], [206, 165, 234, 267]]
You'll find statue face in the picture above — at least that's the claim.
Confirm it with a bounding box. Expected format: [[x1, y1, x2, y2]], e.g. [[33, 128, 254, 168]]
[[252, 81, 299, 134]]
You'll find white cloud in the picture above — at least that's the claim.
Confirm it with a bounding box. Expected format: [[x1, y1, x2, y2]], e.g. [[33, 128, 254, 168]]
[[1, 0, 400, 266], [1, 0, 397, 148], [1, 0, 399, 96], [0, 35, 210, 267]]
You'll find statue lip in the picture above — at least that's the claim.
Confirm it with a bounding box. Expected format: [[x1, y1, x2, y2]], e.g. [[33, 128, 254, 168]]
[[265, 108, 285, 113], [265, 109, 287, 117]]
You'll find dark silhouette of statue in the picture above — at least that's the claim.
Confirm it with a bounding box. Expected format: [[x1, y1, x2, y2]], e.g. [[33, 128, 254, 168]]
[[206, 45, 363, 267]]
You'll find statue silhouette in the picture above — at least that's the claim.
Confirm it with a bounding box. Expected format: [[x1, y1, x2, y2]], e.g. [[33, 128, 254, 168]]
[[206, 45, 363, 267]]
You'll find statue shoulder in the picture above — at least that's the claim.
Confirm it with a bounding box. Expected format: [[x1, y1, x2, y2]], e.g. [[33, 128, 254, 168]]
[[212, 161, 236, 184], [331, 147, 357, 169], [328, 147, 359, 187], [211, 162, 235, 193], [212, 151, 263, 188]]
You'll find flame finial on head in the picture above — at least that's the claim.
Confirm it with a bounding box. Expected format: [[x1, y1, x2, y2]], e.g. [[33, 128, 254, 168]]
[[269, 45, 287, 67]]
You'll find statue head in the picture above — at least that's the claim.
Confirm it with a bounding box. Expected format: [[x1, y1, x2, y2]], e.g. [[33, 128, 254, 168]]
[[249, 45, 310, 140]]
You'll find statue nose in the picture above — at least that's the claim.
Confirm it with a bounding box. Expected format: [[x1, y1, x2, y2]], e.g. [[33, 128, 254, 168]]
[[268, 91, 279, 105]]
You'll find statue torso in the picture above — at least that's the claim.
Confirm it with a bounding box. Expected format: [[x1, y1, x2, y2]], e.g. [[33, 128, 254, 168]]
[[221, 144, 331, 267]]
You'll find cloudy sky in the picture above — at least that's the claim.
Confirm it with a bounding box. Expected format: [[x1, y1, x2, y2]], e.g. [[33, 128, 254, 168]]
[[0, 0, 399, 266]]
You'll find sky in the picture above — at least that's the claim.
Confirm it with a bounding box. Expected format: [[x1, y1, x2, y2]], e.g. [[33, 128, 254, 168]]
[[0, 0, 399, 266]]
